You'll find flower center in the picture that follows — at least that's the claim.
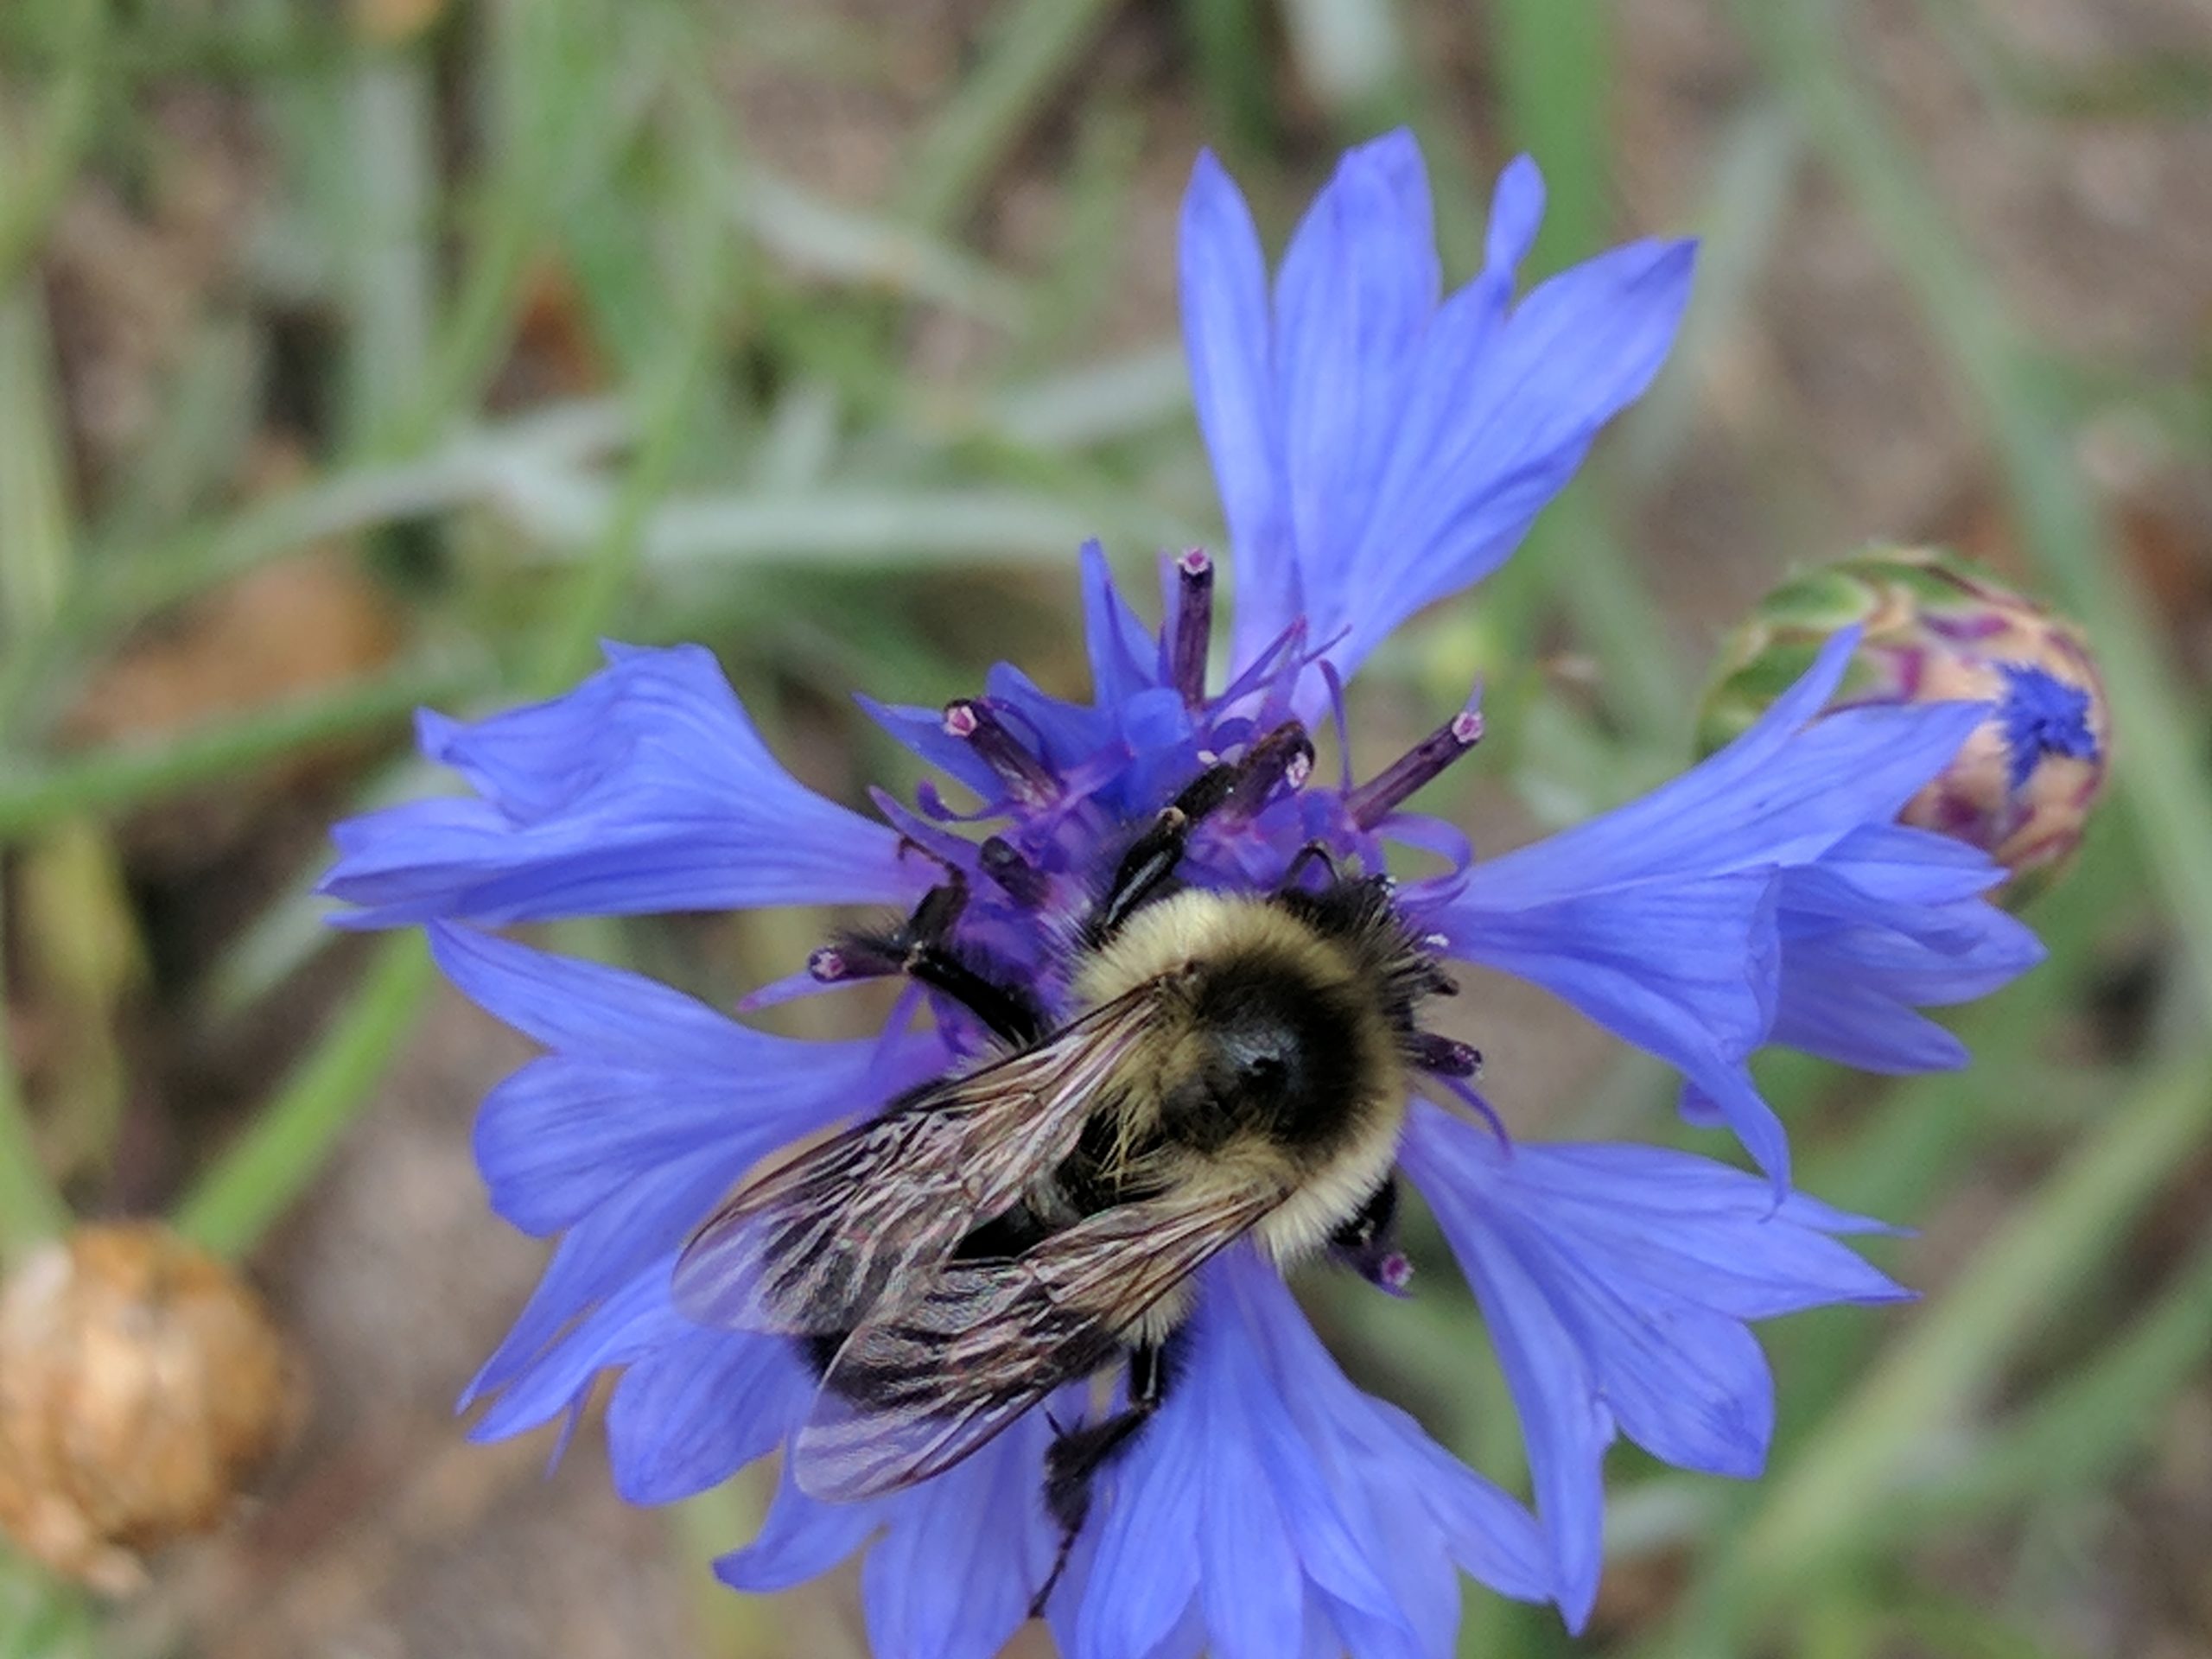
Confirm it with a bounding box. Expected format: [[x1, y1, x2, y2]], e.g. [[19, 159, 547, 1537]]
[[1996, 663, 2097, 791]]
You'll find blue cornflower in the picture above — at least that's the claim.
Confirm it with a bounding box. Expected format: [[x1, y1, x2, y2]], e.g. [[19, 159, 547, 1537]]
[[324, 131, 2043, 1655]]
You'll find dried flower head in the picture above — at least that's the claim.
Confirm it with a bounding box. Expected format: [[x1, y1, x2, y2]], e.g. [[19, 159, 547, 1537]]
[[0, 1224, 301, 1594]]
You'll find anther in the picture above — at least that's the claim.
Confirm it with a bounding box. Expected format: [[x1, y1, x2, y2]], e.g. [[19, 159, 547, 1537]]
[[1345, 693, 1485, 829], [943, 698, 1060, 806], [979, 836, 1050, 909], [1169, 548, 1214, 708]]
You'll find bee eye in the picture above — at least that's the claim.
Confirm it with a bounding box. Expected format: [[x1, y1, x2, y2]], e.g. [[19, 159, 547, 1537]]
[[1220, 1027, 1299, 1098]]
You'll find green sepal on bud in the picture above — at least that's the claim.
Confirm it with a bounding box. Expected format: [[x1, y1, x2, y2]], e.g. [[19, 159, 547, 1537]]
[[1700, 545, 2109, 902]]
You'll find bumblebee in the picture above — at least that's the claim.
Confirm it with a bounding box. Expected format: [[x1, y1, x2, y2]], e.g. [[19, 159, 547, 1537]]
[[674, 721, 1474, 1600]]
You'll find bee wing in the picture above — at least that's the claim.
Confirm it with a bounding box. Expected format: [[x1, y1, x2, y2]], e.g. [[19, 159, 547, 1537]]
[[791, 1182, 1281, 1501], [671, 990, 1157, 1335]]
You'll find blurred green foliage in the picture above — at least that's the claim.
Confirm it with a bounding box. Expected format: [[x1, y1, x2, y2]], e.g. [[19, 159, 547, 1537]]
[[0, 0, 2208, 1655]]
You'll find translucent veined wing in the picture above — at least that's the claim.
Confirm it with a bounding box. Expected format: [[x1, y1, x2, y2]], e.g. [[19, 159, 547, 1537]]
[[671, 987, 1160, 1336], [791, 1181, 1283, 1501]]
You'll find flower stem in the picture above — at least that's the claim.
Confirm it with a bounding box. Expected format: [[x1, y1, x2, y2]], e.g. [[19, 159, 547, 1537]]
[[0, 898, 68, 1265], [171, 933, 435, 1259]]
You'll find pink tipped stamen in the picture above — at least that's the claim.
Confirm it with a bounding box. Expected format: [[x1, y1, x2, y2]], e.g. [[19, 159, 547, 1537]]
[[1169, 549, 1215, 709], [942, 698, 1061, 804], [808, 946, 847, 982], [1346, 690, 1486, 829], [1377, 1252, 1414, 1295]]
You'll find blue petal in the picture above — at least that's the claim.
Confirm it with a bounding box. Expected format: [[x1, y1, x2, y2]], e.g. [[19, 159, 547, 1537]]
[[1328, 237, 1693, 675], [1402, 1110, 1905, 1630], [1083, 540, 1165, 709], [1433, 868, 1789, 1179], [1272, 132, 1440, 658], [1761, 825, 2044, 1075], [431, 921, 763, 1065], [1179, 150, 1290, 662], [1197, 1355, 1305, 1659], [861, 1412, 1058, 1659], [1420, 634, 1995, 1180], [463, 1146, 748, 1407], [716, 1459, 884, 1592], [607, 1324, 812, 1503], [321, 643, 928, 925], [471, 1051, 893, 1236], [1186, 136, 1694, 684], [1483, 155, 1546, 274], [1073, 1255, 1498, 1659], [1402, 1140, 1611, 1630], [435, 925, 939, 1235], [467, 1262, 674, 1444], [983, 659, 1116, 778], [1230, 1257, 1548, 1609], [1077, 1376, 1205, 1659]]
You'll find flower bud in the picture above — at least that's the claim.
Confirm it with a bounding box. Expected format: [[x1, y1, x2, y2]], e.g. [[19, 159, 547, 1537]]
[[0, 1224, 302, 1593], [1700, 546, 2108, 898]]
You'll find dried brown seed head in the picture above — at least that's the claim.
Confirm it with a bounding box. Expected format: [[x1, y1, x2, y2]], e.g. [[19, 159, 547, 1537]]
[[0, 1223, 302, 1593]]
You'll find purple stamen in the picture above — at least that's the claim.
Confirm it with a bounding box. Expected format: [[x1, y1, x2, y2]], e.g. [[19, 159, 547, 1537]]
[[943, 699, 1060, 805], [1169, 549, 1214, 709], [1346, 694, 1484, 829], [1376, 1252, 1413, 1296]]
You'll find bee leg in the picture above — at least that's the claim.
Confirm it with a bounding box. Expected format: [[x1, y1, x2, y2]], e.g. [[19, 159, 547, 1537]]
[[1098, 722, 1317, 936], [900, 880, 1044, 1046], [831, 877, 1043, 1046], [1329, 1173, 1398, 1253], [1029, 1340, 1171, 1617]]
